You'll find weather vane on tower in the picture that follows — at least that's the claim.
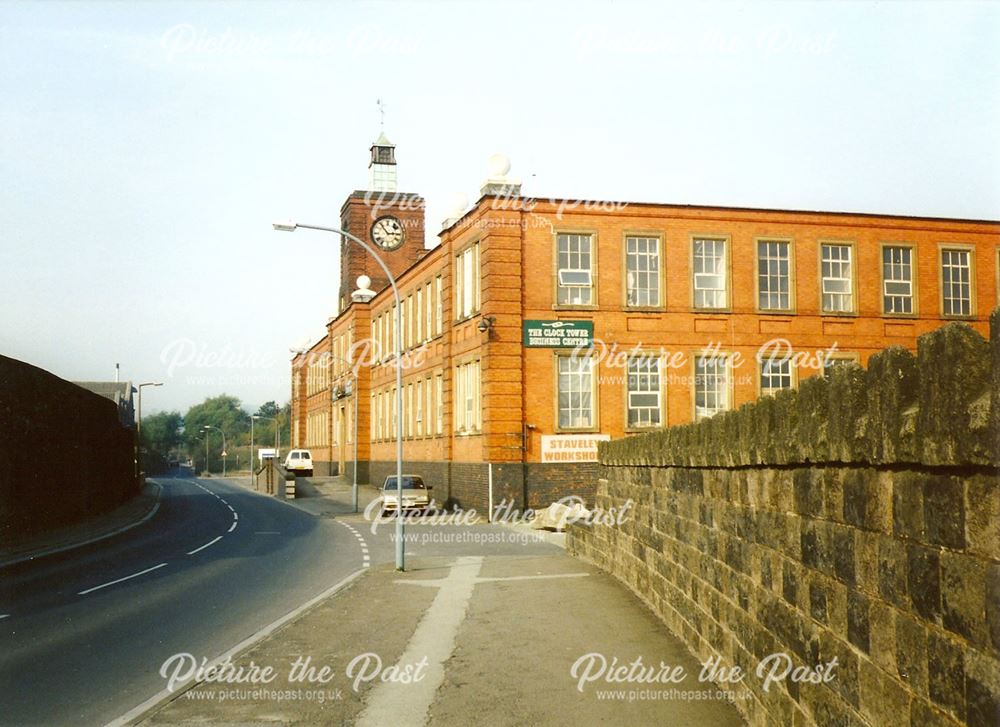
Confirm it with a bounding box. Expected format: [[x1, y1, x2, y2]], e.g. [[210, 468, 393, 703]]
[[376, 98, 386, 129]]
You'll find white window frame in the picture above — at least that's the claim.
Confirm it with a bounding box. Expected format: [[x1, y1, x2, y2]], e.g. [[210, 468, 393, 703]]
[[692, 237, 729, 309], [940, 246, 974, 318], [881, 244, 915, 316], [556, 233, 595, 306], [693, 353, 731, 421], [415, 379, 423, 437], [758, 356, 793, 397], [626, 355, 662, 429], [556, 355, 596, 431], [424, 281, 433, 341], [820, 242, 855, 313], [435, 276, 443, 334], [455, 242, 480, 320], [756, 239, 793, 312], [416, 287, 423, 344], [435, 373, 444, 435], [625, 235, 662, 308], [454, 360, 481, 433]]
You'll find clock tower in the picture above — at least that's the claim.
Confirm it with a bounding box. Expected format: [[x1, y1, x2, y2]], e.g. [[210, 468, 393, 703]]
[[338, 133, 426, 311]]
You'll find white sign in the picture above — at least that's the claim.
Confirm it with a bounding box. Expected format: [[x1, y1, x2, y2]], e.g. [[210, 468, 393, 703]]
[[258, 448, 277, 462], [540, 434, 611, 463]]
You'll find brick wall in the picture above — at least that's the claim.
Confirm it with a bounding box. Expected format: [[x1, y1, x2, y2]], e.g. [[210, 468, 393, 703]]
[[523, 461, 600, 509], [568, 315, 1000, 727], [367, 458, 600, 513], [0, 356, 138, 545]]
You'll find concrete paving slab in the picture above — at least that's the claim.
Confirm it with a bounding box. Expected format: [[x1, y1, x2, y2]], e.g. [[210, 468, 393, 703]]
[[139, 552, 747, 726], [429, 554, 747, 726]]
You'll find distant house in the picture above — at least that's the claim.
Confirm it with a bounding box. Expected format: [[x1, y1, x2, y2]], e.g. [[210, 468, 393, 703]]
[[72, 381, 136, 428]]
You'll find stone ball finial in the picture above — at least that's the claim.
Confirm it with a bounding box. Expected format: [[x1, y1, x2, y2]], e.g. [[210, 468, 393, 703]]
[[487, 153, 511, 178]]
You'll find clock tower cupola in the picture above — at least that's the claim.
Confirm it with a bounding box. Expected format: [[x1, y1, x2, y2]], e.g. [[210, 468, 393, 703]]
[[369, 132, 397, 193], [338, 133, 426, 311]]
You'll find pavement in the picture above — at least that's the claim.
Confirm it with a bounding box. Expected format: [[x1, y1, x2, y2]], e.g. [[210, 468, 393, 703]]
[[130, 475, 748, 726], [0, 478, 162, 568], [2, 473, 748, 726]]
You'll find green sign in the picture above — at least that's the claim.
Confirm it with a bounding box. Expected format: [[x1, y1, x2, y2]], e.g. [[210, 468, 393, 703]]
[[523, 320, 594, 348]]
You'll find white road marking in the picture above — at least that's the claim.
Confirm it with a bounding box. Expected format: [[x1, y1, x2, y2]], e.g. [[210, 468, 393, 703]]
[[186, 536, 223, 555], [358, 556, 484, 727], [0, 614, 9, 620], [78, 563, 168, 596], [104, 567, 368, 727], [228, 521, 238, 533], [227, 505, 235, 512], [337, 522, 371, 570]]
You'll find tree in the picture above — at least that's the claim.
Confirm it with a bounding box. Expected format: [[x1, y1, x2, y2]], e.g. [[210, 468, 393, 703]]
[[256, 401, 280, 418], [183, 395, 249, 473], [140, 411, 183, 473]]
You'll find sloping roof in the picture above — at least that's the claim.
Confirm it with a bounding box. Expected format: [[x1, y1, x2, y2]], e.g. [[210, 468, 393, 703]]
[[73, 381, 134, 403], [372, 131, 394, 147]]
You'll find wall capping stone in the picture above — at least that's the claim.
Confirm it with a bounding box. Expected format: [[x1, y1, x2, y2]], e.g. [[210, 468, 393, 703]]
[[599, 319, 999, 470]]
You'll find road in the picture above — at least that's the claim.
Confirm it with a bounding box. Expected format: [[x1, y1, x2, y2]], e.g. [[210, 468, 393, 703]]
[[0, 473, 365, 726]]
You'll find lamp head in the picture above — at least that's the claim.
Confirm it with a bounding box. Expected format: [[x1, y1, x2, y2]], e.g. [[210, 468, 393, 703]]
[[477, 316, 496, 334], [272, 220, 297, 232]]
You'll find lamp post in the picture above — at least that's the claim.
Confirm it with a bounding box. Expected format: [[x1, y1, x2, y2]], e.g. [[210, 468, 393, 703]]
[[274, 220, 405, 570], [202, 432, 210, 475], [136, 382, 163, 478], [202, 425, 227, 477]]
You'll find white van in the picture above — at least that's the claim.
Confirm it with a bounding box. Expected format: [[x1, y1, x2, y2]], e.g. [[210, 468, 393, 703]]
[[284, 449, 313, 476]]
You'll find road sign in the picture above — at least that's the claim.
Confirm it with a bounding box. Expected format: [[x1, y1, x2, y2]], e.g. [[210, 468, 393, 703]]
[[221, 451, 228, 458], [523, 320, 594, 348]]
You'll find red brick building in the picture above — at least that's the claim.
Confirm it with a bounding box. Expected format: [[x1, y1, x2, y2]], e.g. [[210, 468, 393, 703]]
[[291, 136, 1000, 510]]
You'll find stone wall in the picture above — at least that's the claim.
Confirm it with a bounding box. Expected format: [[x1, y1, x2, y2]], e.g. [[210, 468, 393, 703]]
[[568, 315, 1000, 727], [0, 355, 138, 545]]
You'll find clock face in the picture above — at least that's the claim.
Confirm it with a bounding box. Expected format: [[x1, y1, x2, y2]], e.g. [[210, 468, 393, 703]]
[[371, 216, 404, 250]]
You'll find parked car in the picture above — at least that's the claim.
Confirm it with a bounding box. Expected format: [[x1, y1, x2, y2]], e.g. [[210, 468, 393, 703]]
[[284, 449, 313, 476], [381, 475, 433, 513]]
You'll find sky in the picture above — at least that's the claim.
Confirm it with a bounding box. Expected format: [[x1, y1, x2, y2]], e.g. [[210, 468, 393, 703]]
[[1, 1, 998, 415]]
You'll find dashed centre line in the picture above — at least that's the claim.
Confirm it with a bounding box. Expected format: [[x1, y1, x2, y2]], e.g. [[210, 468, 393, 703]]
[[188, 479, 239, 546]]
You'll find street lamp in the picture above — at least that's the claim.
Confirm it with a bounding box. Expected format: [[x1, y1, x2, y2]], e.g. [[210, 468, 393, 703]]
[[274, 220, 406, 571], [136, 382, 163, 478], [200, 431, 210, 476], [201, 425, 228, 477]]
